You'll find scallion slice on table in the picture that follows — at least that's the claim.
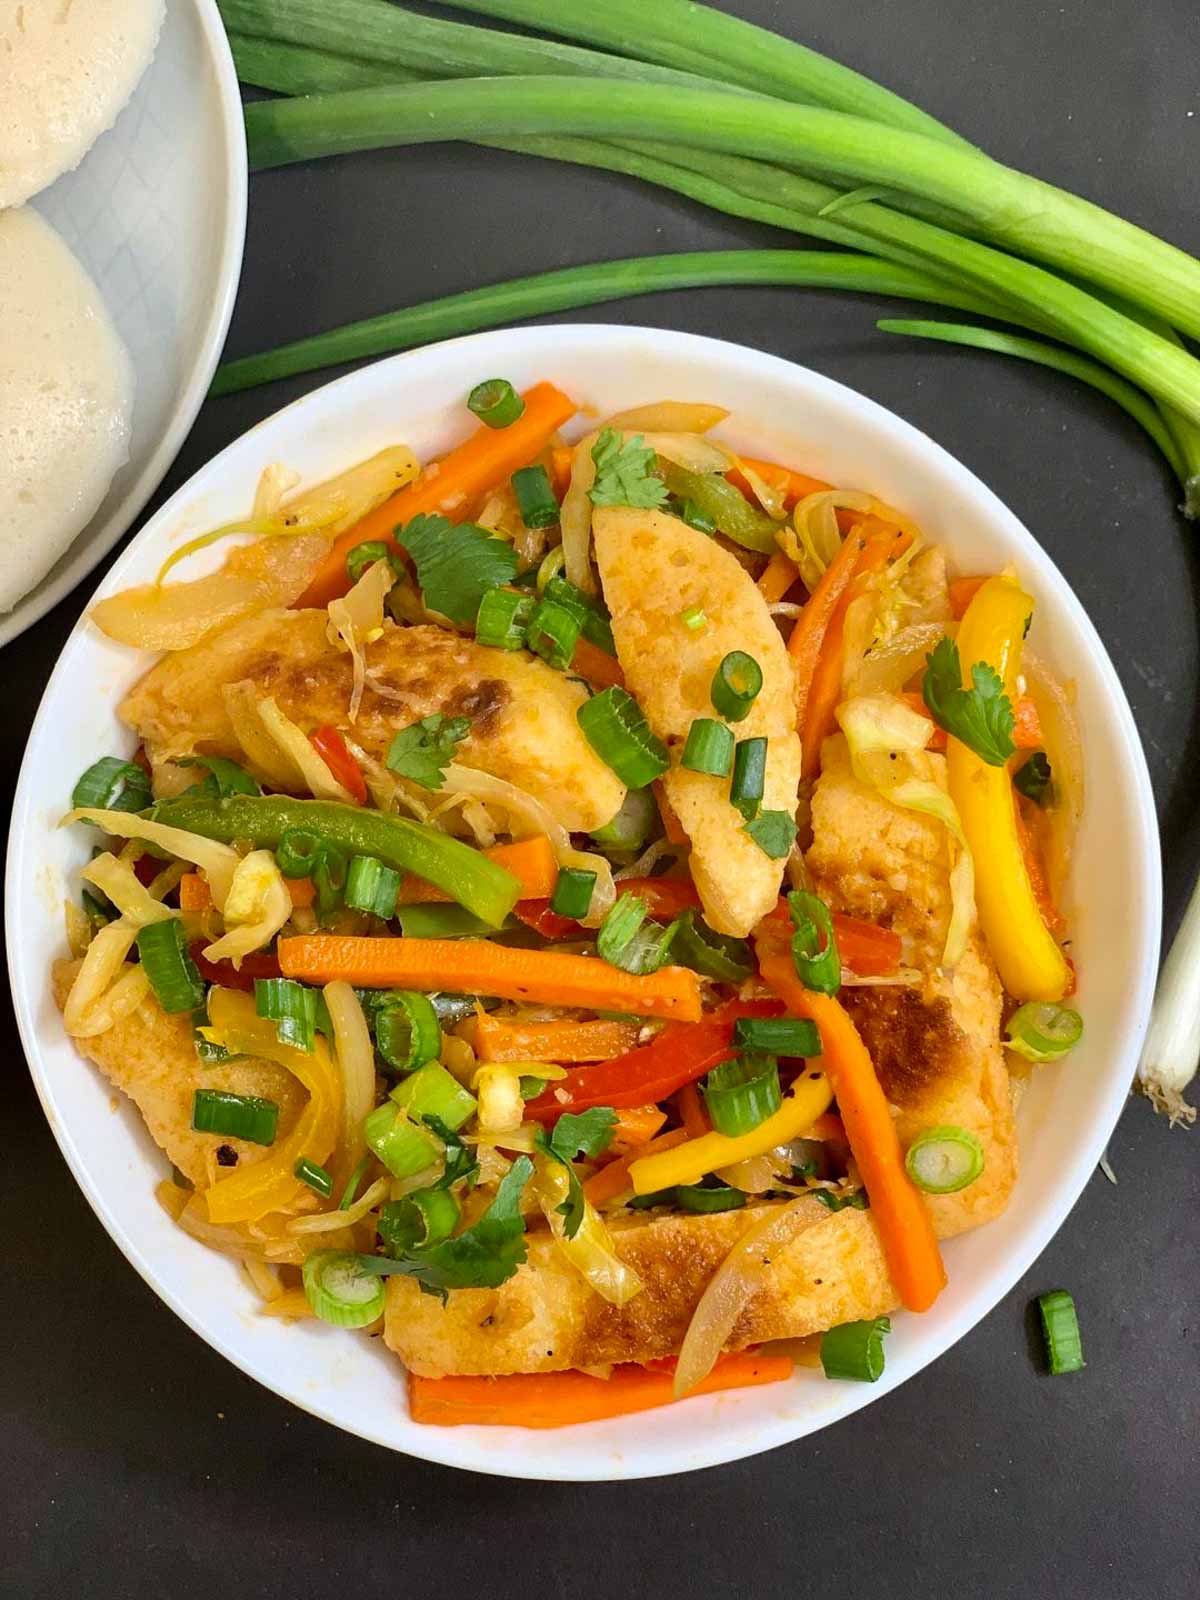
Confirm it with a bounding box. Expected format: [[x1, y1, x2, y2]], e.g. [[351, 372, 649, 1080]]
[[904, 1125, 985, 1194], [192, 1088, 280, 1146], [511, 462, 560, 527], [730, 736, 766, 820], [711, 652, 762, 722], [703, 1055, 782, 1136], [1037, 1290, 1085, 1375], [303, 1250, 387, 1328], [255, 976, 318, 1051], [733, 1016, 821, 1057], [681, 717, 734, 777], [1005, 1002, 1084, 1063], [467, 376, 524, 427], [476, 585, 534, 649], [820, 1316, 891, 1382], [577, 686, 669, 786], [72, 756, 152, 814], [550, 866, 597, 920], [294, 1156, 334, 1197], [344, 854, 401, 918], [136, 919, 205, 1014], [374, 991, 443, 1073]]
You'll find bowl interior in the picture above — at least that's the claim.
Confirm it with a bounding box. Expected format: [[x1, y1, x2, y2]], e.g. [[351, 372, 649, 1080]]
[[0, 0, 246, 650], [7, 325, 1160, 1480]]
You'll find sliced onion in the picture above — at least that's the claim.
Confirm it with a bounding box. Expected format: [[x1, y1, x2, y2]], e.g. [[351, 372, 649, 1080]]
[[251, 462, 302, 521], [324, 981, 376, 1188], [286, 1177, 389, 1234], [64, 898, 92, 959], [81, 853, 177, 928], [203, 850, 292, 965], [256, 696, 355, 803], [638, 431, 733, 475], [64, 808, 240, 908], [1023, 648, 1084, 901], [559, 429, 601, 593], [675, 1196, 823, 1397], [283, 444, 419, 538], [782, 491, 873, 591], [327, 557, 394, 723], [733, 458, 788, 521], [239, 1257, 285, 1302], [600, 401, 728, 433], [169, 1191, 308, 1265], [534, 1157, 643, 1308], [715, 1154, 786, 1193], [846, 620, 954, 699]]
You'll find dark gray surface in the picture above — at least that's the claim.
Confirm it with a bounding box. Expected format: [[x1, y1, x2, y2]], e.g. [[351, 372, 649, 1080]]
[[5, 1, 1199, 1594]]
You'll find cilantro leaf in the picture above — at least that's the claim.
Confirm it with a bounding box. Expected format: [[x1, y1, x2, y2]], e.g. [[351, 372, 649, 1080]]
[[422, 1115, 479, 1191], [385, 713, 470, 791], [396, 513, 520, 624], [176, 754, 261, 799], [921, 637, 1016, 766], [534, 1108, 618, 1239], [588, 429, 669, 510], [378, 1154, 533, 1301], [1013, 751, 1052, 806], [743, 809, 797, 860]]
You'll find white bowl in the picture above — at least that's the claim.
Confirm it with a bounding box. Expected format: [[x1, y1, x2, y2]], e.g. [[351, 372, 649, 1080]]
[[0, 0, 246, 649], [7, 325, 1160, 1480]]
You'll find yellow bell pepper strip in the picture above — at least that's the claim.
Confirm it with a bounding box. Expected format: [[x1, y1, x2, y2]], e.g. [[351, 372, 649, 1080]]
[[628, 1071, 833, 1194], [946, 576, 1071, 1001], [202, 989, 340, 1226]]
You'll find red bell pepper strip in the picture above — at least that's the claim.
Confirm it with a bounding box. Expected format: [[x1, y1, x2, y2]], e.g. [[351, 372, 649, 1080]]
[[309, 725, 369, 806], [510, 899, 581, 941]]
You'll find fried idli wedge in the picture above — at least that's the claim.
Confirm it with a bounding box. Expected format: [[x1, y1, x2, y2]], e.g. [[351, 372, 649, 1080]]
[[119, 609, 624, 832]]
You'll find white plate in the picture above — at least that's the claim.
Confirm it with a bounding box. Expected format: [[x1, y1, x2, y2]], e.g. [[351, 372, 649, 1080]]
[[0, 0, 246, 649], [7, 325, 1160, 1480]]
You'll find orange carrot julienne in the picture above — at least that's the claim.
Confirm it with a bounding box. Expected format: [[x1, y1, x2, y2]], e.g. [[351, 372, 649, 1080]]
[[676, 1080, 710, 1138], [470, 1014, 641, 1064], [277, 936, 704, 1021], [757, 550, 800, 604], [949, 574, 990, 619], [756, 944, 946, 1313], [582, 1126, 689, 1206], [398, 836, 558, 905], [178, 872, 314, 911], [726, 457, 833, 509], [571, 637, 625, 690], [788, 527, 866, 733], [549, 445, 574, 497], [297, 382, 577, 608], [407, 1351, 793, 1428], [608, 1104, 668, 1151]]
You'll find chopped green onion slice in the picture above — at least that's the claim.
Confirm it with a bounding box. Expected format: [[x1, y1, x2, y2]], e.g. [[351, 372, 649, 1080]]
[[72, 755, 152, 814], [675, 1182, 747, 1213], [191, 1088, 279, 1146], [275, 827, 325, 879], [345, 854, 401, 919], [364, 1102, 441, 1180], [339, 1152, 371, 1210], [389, 1060, 477, 1133], [626, 1188, 677, 1210], [526, 596, 582, 670], [589, 787, 659, 852], [597, 892, 648, 966], [376, 1186, 460, 1253], [468, 377, 524, 429], [904, 1125, 985, 1193], [1006, 1001, 1084, 1062], [703, 1054, 782, 1137], [550, 865, 597, 921], [302, 1250, 387, 1328], [136, 919, 204, 1014], [1013, 751, 1053, 806], [346, 539, 395, 587], [679, 499, 717, 535], [294, 1157, 334, 1198], [511, 463, 560, 529], [788, 890, 841, 996], [374, 990, 442, 1073], [1037, 1289, 1085, 1375], [733, 1016, 822, 1057], [820, 1317, 891, 1382], [313, 845, 348, 920], [743, 810, 797, 859], [811, 1187, 868, 1212], [255, 977, 317, 1052], [679, 604, 708, 631], [536, 545, 566, 591], [543, 575, 615, 654], [711, 651, 762, 722], [682, 717, 735, 777], [669, 910, 753, 983], [730, 736, 767, 820], [577, 686, 669, 787], [476, 585, 534, 650]]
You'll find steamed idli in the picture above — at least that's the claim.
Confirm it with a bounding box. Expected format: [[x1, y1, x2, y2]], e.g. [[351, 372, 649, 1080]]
[[0, 0, 164, 208], [0, 206, 133, 612]]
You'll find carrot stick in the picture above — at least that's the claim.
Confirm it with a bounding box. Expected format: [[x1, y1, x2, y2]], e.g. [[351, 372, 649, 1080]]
[[608, 1104, 668, 1151], [571, 637, 625, 690], [757, 550, 800, 604], [582, 1126, 689, 1206], [756, 945, 946, 1313], [277, 936, 704, 1021], [398, 836, 558, 904], [297, 382, 577, 607], [788, 527, 866, 732], [549, 446, 574, 497], [727, 458, 832, 509], [178, 872, 314, 911], [407, 1351, 793, 1428], [676, 1080, 710, 1138], [471, 1014, 641, 1064], [949, 575, 990, 619]]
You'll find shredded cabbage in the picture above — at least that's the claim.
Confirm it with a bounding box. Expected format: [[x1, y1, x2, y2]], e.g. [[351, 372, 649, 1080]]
[[323, 981, 376, 1188], [257, 697, 355, 803], [64, 808, 240, 908], [326, 558, 394, 723], [81, 853, 177, 928], [534, 1156, 643, 1308], [202, 850, 292, 966]]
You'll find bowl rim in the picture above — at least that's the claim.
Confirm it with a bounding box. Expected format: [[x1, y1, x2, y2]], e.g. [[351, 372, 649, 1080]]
[[0, 0, 248, 651], [7, 323, 1161, 1480]]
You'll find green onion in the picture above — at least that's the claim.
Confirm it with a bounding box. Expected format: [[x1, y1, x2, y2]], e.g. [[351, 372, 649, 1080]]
[[72, 756, 151, 814], [526, 595, 582, 669], [136, 919, 205, 1014], [658, 459, 779, 552], [193, 1022, 235, 1066], [339, 1151, 371, 1209], [294, 1156, 334, 1198], [191, 1088, 279, 1146], [275, 827, 324, 878], [313, 844, 348, 920], [550, 866, 596, 920], [536, 545, 566, 590], [669, 910, 753, 983], [904, 1125, 985, 1193], [596, 892, 649, 967], [743, 809, 798, 859], [730, 737, 766, 820], [679, 501, 716, 535], [1013, 751, 1053, 806], [733, 1016, 821, 1056], [468, 376, 524, 427], [302, 1249, 387, 1328], [614, 919, 681, 975], [476, 585, 534, 649], [376, 1185, 460, 1252], [577, 686, 669, 786], [345, 539, 396, 586], [703, 1054, 782, 1136], [711, 651, 762, 722], [589, 787, 660, 852], [81, 887, 113, 931], [364, 1102, 441, 1179], [788, 890, 841, 996], [543, 575, 616, 653], [811, 1187, 868, 1212], [374, 990, 442, 1072], [1037, 1289, 1085, 1375], [255, 977, 317, 1052], [389, 1061, 477, 1132], [679, 604, 707, 630], [345, 854, 401, 918], [511, 463, 560, 528], [1006, 1002, 1084, 1063], [820, 1316, 891, 1382], [626, 1188, 677, 1210], [674, 1182, 747, 1213], [682, 717, 734, 777]]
